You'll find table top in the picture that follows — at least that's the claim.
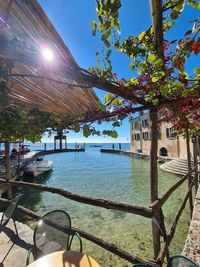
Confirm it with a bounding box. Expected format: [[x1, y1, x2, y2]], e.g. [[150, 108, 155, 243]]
[[27, 250, 101, 267]]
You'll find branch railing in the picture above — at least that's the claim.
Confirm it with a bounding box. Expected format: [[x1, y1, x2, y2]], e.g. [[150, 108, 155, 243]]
[[0, 194, 158, 267], [157, 176, 196, 263], [0, 162, 199, 266], [0, 179, 152, 218], [150, 165, 199, 210]]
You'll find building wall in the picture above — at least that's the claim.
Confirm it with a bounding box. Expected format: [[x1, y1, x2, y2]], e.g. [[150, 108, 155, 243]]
[[130, 114, 194, 158]]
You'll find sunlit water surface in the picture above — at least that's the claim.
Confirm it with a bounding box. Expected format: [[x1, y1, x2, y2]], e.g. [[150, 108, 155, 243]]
[[15, 143, 189, 267]]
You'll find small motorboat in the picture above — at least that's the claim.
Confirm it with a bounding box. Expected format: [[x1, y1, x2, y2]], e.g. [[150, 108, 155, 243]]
[[23, 157, 53, 177]]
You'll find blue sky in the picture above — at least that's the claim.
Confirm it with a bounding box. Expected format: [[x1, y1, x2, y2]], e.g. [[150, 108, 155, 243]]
[[38, 1, 199, 143]]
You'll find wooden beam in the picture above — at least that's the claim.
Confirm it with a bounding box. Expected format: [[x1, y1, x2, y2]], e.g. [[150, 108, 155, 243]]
[[0, 179, 153, 218], [0, 198, 159, 267]]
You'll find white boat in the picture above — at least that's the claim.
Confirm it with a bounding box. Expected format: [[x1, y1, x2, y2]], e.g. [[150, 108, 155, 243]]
[[23, 158, 53, 177]]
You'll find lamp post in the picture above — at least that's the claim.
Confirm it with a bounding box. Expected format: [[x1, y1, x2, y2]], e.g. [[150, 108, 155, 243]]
[[192, 135, 196, 144]]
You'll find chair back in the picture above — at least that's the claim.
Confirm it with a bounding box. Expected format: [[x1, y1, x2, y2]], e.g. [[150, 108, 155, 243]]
[[167, 255, 200, 267], [132, 264, 148, 267], [0, 194, 22, 225], [33, 210, 71, 259]]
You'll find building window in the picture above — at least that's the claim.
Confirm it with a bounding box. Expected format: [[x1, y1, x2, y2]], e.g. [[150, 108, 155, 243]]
[[166, 127, 177, 139], [142, 119, 149, 128], [134, 133, 140, 141], [134, 122, 141, 130], [157, 129, 161, 139], [143, 132, 149, 140]]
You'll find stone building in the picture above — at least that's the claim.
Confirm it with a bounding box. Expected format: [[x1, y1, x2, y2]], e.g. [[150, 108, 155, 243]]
[[130, 113, 196, 159]]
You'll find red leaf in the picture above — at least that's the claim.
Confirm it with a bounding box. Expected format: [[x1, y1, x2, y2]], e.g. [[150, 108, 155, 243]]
[[170, 40, 177, 44], [192, 40, 200, 55], [138, 76, 143, 84], [184, 30, 192, 36]]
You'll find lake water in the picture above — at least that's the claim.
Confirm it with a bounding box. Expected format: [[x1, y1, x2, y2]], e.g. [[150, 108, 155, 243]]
[[15, 143, 189, 267]]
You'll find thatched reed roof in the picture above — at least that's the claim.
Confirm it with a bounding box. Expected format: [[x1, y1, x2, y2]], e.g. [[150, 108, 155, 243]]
[[0, 0, 99, 115]]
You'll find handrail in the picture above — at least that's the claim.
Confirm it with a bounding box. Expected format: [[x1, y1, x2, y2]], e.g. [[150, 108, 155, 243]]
[[150, 164, 199, 210], [0, 162, 199, 265], [157, 177, 195, 263], [0, 197, 159, 267], [0, 179, 153, 218]]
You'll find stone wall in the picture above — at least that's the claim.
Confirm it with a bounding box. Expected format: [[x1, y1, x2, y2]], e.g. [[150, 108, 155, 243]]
[[182, 186, 200, 264]]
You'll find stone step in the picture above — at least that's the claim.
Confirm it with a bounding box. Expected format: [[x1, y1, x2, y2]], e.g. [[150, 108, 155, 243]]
[[161, 164, 189, 171], [162, 162, 192, 168], [160, 166, 188, 176], [160, 158, 195, 176], [161, 167, 188, 173]]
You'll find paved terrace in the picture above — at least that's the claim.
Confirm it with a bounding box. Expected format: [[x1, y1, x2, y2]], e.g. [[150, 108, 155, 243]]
[[0, 220, 33, 266], [182, 186, 200, 263]]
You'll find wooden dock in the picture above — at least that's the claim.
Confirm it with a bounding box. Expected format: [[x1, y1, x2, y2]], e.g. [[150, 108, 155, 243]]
[[0, 148, 85, 196]]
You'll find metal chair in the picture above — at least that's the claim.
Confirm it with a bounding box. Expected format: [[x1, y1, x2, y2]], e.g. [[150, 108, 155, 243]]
[[0, 194, 22, 235], [167, 254, 200, 267], [0, 194, 22, 263], [26, 210, 82, 265], [132, 255, 200, 267], [132, 264, 148, 267]]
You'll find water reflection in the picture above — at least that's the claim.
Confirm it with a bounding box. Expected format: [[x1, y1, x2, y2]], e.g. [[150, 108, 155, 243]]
[[15, 170, 52, 214]]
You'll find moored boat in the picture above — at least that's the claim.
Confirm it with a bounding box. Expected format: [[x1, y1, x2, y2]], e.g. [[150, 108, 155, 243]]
[[23, 158, 53, 177]]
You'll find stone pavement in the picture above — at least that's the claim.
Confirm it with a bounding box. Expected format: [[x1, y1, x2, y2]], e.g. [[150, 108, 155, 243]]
[[0, 220, 33, 267], [182, 186, 200, 264]]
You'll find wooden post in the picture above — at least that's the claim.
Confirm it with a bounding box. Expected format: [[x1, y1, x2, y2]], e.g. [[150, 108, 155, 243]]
[[185, 127, 193, 218], [5, 141, 12, 199], [54, 138, 56, 150], [177, 135, 180, 158], [150, 109, 160, 258], [193, 141, 198, 193], [59, 136, 62, 150]]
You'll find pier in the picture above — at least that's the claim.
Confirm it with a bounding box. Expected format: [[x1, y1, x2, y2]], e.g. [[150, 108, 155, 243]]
[[0, 148, 85, 196]]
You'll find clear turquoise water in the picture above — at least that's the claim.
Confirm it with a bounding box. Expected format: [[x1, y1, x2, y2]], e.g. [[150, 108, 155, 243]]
[[15, 143, 190, 266]]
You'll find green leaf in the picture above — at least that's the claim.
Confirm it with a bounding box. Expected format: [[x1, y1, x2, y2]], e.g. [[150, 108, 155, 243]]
[[152, 76, 159, 83], [138, 31, 146, 41], [173, 82, 185, 88], [171, 2, 185, 20], [127, 78, 139, 86], [163, 21, 174, 32], [112, 121, 120, 127], [194, 68, 200, 74], [147, 54, 156, 63], [106, 49, 111, 58], [159, 71, 166, 77], [104, 40, 110, 48], [73, 123, 80, 133], [83, 125, 91, 137], [152, 99, 159, 106], [129, 63, 135, 70], [160, 85, 169, 96], [188, 0, 200, 9], [110, 130, 118, 138], [103, 130, 111, 136], [154, 59, 163, 67], [92, 20, 97, 36]]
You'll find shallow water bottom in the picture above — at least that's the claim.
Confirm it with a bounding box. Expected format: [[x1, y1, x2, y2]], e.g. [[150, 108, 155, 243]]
[[15, 145, 190, 266]]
